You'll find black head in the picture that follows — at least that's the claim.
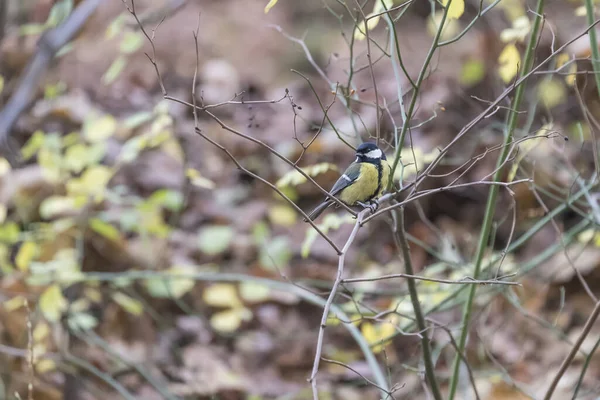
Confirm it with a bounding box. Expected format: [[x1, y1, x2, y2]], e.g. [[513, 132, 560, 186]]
[[356, 142, 386, 161]]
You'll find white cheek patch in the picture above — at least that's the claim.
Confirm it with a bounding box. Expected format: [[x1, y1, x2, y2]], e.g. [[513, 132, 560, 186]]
[[365, 149, 382, 159]]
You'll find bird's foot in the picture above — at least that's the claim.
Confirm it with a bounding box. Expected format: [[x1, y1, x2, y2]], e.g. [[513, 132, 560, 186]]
[[357, 200, 379, 214]]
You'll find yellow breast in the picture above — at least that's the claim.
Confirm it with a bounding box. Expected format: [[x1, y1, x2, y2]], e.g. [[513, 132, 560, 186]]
[[338, 163, 380, 205], [378, 160, 391, 197]]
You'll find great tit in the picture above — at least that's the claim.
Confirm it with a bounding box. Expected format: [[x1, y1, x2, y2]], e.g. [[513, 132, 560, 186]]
[[305, 142, 391, 221]]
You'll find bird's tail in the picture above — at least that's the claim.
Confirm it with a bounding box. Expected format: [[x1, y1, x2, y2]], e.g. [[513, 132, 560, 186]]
[[304, 200, 334, 222]]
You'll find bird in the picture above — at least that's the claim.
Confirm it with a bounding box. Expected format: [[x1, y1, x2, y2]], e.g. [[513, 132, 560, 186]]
[[304, 142, 391, 221]]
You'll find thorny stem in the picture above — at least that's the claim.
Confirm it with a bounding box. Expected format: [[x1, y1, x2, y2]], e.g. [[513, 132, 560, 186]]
[[447, 0, 547, 398], [392, 207, 442, 400]]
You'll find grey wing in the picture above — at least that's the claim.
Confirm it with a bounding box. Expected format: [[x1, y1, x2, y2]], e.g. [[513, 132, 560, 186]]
[[330, 163, 361, 196]]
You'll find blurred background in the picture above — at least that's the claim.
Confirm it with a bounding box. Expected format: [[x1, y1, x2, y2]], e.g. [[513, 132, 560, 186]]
[[1, 0, 600, 399]]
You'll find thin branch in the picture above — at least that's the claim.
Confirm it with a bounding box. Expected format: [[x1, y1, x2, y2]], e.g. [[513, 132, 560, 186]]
[[342, 273, 519, 286], [0, 0, 103, 164], [392, 206, 442, 400], [310, 208, 380, 398], [543, 301, 600, 400]]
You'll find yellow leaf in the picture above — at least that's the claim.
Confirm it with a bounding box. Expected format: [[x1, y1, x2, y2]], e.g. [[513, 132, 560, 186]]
[[203, 283, 242, 308], [4, 295, 27, 312], [239, 282, 271, 303], [498, 43, 521, 83], [83, 114, 117, 143], [276, 163, 338, 188], [353, 0, 394, 40], [556, 53, 577, 87], [264, 0, 278, 13], [35, 359, 57, 374], [37, 147, 62, 183], [70, 298, 91, 313], [210, 307, 252, 332], [268, 205, 297, 226], [442, 0, 464, 20], [15, 241, 38, 271], [66, 165, 113, 199], [112, 292, 144, 315], [84, 287, 103, 303], [33, 322, 50, 342], [64, 143, 106, 173], [89, 218, 122, 241], [537, 79, 566, 109], [39, 284, 68, 322], [186, 168, 215, 189], [499, 0, 525, 21], [0, 204, 6, 224], [39, 195, 86, 219], [575, 6, 587, 17], [210, 309, 242, 332], [499, 16, 531, 43], [427, 10, 460, 41], [361, 315, 399, 353]]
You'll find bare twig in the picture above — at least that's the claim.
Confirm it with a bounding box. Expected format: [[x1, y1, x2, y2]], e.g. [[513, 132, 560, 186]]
[[543, 301, 600, 400], [321, 358, 400, 397], [309, 208, 375, 398], [343, 273, 519, 286]]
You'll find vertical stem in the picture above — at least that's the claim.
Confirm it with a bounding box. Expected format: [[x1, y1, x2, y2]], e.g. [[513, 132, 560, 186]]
[[393, 207, 443, 400], [585, 0, 600, 95], [446, 1, 546, 399], [388, 0, 452, 187]]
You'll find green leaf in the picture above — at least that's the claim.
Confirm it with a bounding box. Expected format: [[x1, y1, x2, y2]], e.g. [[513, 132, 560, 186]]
[[148, 189, 183, 211], [145, 265, 196, 298], [21, 131, 46, 161], [46, 0, 73, 27], [102, 55, 127, 85], [252, 221, 270, 246], [460, 59, 485, 87], [198, 225, 234, 256], [19, 23, 47, 36], [67, 312, 98, 331], [123, 111, 153, 130], [0, 222, 21, 244], [89, 218, 122, 241], [120, 31, 144, 54], [64, 143, 106, 173], [239, 282, 271, 303], [259, 236, 292, 271]]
